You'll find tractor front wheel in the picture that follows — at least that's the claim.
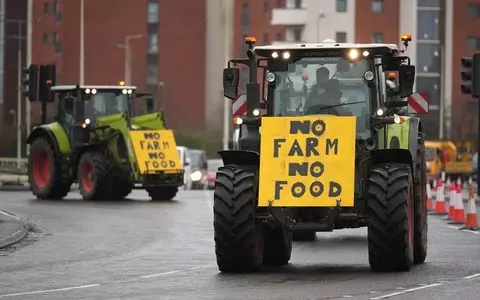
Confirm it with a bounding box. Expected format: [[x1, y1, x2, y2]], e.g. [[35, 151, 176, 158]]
[[77, 151, 113, 201], [147, 186, 178, 201], [213, 165, 264, 272], [413, 136, 428, 264], [292, 231, 316, 241], [262, 225, 292, 266], [367, 163, 414, 272], [28, 138, 71, 199]]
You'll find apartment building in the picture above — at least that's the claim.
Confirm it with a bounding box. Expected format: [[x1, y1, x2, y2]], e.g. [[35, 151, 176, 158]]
[[271, 0, 480, 140]]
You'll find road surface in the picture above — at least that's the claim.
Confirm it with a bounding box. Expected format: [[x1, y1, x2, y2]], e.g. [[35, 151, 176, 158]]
[[1, 189, 479, 299]]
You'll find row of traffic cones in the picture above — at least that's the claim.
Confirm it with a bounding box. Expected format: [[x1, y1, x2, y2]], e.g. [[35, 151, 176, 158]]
[[428, 176, 479, 230]]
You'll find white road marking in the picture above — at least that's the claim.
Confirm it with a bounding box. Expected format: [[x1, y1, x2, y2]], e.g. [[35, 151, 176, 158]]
[[464, 273, 480, 279], [370, 283, 442, 299], [140, 265, 214, 279], [0, 284, 100, 298], [447, 225, 480, 235]]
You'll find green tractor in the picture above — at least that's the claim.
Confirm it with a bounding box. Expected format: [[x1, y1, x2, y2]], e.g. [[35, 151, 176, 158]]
[[26, 84, 184, 201], [214, 34, 429, 272]]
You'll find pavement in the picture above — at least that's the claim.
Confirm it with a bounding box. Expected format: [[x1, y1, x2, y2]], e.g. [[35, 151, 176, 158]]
[[0, 189, 480, 299], [0, 210, 28, 249]]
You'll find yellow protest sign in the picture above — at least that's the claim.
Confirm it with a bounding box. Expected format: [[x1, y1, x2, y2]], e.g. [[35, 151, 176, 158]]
[[258, 115, 356, 207], [129, 130, 182, 174]]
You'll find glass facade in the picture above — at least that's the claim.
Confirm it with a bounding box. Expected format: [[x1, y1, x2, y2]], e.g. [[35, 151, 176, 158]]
[[416, 0, 443, 138], [146, 0, 159, 95]]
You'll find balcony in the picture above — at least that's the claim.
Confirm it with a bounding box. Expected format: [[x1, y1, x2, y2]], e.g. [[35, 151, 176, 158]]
[[271, 8, 307, 26]]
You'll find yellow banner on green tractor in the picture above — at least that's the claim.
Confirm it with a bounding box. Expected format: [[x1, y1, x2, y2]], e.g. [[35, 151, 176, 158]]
[[129, 130, 181, 174], [258, 115, 356, 207]]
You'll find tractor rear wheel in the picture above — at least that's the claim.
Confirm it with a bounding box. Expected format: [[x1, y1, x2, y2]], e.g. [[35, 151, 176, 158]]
[[28, 138, 71, 199], [262, 225, 292, 266], [292, 231, 316, 241], [413, 137, 428, 264], [367, 163, 414, 272], [147, 186, 178, 200], [213, 165, 263, 272], [77, 151, 113, 201]]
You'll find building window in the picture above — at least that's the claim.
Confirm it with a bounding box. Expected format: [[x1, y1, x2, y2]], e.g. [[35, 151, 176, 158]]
[[241, 3, 249, 32], [148, 33, 158, 53], [417, 10, 440, 40], [147, 64, 158, 85], [43, 2, 49, 15], [276, 32, 282, 41], [264, 0, 268, 14], [467, 37, 480, 50], [467, 4, 480, 18], [263, 33, 269, 45], [54, 1, 62, 23], [43, 32, 49, 44], [372, 32, 383, 43], [294, 0, 302, 8], [417, 43, 440, 73], [336, 0, 347, 12], [54, 40, 62, 55], [372, 0, 383, 13], [418, 0, 440, 7], [293, 28, 302, 41], [148, 2, 159, 23], [335, 31, 347, 43]]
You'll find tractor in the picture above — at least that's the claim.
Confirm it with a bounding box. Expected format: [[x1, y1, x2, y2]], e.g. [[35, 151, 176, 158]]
[[213, 35, 429, 273], [26, 83, 184, 201]]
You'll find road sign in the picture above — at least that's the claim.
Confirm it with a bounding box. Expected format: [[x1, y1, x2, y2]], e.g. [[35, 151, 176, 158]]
[[232, 94, 247, 116], [407, 92, 429, 114]]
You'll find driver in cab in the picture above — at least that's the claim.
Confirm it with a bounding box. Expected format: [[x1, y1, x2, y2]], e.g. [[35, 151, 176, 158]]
[[305, 67, 352, 116]]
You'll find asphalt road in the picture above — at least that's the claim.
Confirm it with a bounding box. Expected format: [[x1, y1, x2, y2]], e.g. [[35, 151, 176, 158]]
[[1, 189, 480, 300]]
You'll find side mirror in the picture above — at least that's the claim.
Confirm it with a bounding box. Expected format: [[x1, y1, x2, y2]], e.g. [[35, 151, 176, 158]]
[[398, 65, 415, 98], [223, 68, 239, 100]]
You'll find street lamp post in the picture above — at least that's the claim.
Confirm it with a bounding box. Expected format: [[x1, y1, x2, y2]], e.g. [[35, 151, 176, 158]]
[[114, 34, 143, 84], [80, 0, 84, 84]]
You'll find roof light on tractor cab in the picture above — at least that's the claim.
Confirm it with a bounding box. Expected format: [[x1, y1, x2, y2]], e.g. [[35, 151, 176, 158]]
[[271, 51, 279, 58], [119, 81, 126, 86], [232, 117, 243, 125], [376, 108, 385, 117], [348, 49, 359, 60], [401, 33, 412, 42], [245, 36, 256, 43], [282, 51, 291, 60], [363, 50, 370, 57]]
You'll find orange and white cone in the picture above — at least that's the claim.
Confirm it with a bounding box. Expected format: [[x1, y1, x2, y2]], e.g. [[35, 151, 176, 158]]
[[433, 179, 447, 215], [449, 184, 465, 224], [433, 179, 437, 190], [426, 183, 434, 211], [461, 189, 479, 230], [446, 182, 456, 220], [446, 177, 451, 187]]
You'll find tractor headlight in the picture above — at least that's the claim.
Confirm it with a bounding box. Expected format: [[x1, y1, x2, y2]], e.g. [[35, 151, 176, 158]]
[[191, 171, 202, 181], [271, 51, 279, 58], [348, 49, 359, 60], [85, 118, 91, 124], [376, 108, 384, 116], [282, 51, 291, 60], [364, 71, 374, 81], [266, 72, 275, 83], [122, 89, 128, 94], [253, 109, 260, 116]]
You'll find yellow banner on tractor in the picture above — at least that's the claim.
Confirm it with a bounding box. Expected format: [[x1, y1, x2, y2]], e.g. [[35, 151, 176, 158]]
[[129, 130, 182, 174], [258, 115, 356, 207]]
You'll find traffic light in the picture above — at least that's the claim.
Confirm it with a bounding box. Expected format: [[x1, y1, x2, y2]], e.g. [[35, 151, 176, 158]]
[[38, 64, 56, 102], [461, 54, 480, 98], [22, 64, 39, 101]]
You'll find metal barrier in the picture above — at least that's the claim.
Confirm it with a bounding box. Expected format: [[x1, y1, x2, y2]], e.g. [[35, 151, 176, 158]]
[[0, 157, 28, 174]]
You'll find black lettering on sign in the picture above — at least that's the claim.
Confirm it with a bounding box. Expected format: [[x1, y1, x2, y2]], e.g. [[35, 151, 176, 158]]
[[144, 132, 161, 140], [329, 182, 341, 197], [289, 119, 326, 136], [288, 140, 304, 156], [274, 181, 287, 200], [288, 162, 324, 177], [326, 138, 338, 155], [162, 141, 170, 149], [273, 138, 286, 158]]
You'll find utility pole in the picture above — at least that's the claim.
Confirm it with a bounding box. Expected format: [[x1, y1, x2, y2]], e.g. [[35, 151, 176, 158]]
[[221, 0, 233, 150], [80, 0, 84, 84], [26, 0, 33, 154], [114, 34, 143, 84]]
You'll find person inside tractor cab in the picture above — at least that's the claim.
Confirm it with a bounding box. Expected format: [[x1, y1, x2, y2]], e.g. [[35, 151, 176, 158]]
[[104, 97, 120, 115], [307, 67, 330, 103], [63, 93, 76, 126], [305, 76, 352, 116]]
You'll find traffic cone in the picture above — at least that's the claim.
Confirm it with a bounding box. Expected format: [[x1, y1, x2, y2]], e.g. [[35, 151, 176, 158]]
[[449, 184, 465, 224], [446, 182, 456, 220], [446, 177, 451, 187], [433, 179, 437, 190], [433, 179, 447, 215], [460, 189, 479, 230], [426, 183, 434, 211]]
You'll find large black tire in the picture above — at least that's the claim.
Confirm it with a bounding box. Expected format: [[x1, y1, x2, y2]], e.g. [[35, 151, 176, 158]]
[[292, 231, 316, 241], [213, 165, 263, 272], [367, 163, 414, 272], [413, 136, 428, 264], [28, 138, 71, 200], [77, 151, 114, 201], [262, 225, 292, 266], [147, 186, 178, 200], [109, 166, 132, 200]]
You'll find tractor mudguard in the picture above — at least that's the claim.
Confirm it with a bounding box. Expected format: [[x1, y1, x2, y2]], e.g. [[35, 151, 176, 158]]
[[131, 112, 167, 130], [370, 149, 413, 166], [26, 122, 72, 155], [377, 117, 423, 161], [218, 150, 259, 166]]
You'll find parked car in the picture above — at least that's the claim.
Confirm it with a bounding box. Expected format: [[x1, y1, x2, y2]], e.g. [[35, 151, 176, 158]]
[[207, 159, 223, 189], [189, 149, 209, 190], [176, 146, 192, 190]]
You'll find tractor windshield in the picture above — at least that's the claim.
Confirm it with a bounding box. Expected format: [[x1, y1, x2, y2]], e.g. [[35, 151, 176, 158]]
[[84, 90, 131, 120], [269, 57, 373, 137]]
